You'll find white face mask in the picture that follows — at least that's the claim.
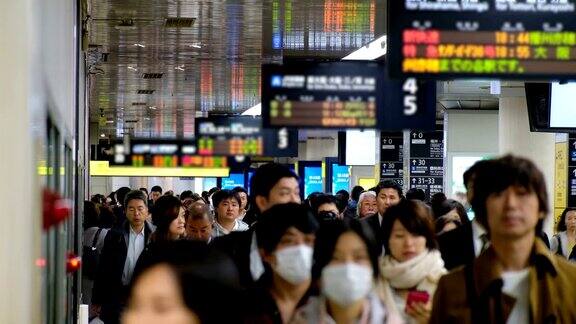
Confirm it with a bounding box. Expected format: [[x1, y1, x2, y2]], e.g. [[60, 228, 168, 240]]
[[321, 263, 373, 306], [273, 244, 313, 285]]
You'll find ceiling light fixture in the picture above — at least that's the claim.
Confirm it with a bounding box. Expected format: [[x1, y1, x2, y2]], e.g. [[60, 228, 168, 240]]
[[100, 133, 106, 138], [342, 35, 387, 61], [134, 43, 146, 48]]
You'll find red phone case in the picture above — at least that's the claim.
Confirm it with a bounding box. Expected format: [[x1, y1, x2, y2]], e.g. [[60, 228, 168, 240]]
[[405, 290, 430, 311]]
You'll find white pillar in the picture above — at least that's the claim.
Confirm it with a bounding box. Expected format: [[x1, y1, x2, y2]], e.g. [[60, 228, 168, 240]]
[[499, 96, 555, 236], [0, 0, 41, 322]]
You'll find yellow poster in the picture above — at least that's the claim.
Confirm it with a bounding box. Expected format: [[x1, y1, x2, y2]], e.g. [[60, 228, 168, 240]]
[[555, 142, 568, 228]]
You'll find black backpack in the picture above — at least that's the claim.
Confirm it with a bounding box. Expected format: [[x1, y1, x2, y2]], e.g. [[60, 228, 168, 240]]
[[82, 228, 103, 280]]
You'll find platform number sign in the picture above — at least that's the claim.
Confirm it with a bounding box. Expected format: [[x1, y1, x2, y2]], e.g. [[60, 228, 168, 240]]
[[402, 78, 418, 116]]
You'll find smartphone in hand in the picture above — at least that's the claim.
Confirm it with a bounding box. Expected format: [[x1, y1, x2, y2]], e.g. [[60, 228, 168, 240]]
[[405, 290, 430, 312]]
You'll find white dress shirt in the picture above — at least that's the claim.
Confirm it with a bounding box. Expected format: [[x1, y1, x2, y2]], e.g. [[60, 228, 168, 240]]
[[471, 219, 487, 257], [212, 219, 249, 237], [122, 225, 145, 285]]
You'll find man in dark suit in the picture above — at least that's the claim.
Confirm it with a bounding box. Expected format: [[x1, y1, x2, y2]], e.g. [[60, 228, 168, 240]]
[[438, 160, 491, 270], [212, 163, 301, 288], [92, 190, 155, 324], [361, 180, 403, 255]]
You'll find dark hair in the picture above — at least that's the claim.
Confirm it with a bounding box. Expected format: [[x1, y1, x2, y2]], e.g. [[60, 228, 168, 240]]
[[151, 185, 163, 194], [351, 186, 365, 202], [463, 160, 491, 191], [232, 186, 248, 195], [435, 199, 469, 224], [256, 203, 319, 254], [212, 189, 241, 209], [250, 163, 299, 208], [435, 215, 462, 234], [83, 201, 100, 229], [180, 190, 194, 201], [430, 193, 448, 219], [312, 219, 380, 280], [139, 187, 148, 195], [108, 192, 117, 206], [334, 191, 350, 213], [208, 187, 220, 195], [406, 188, 426, 201], [557, 207, 576, 232], [311, 194, 338, 214], [382, 200, 437, 254], [91, 194, 106, 205], [116, 187, 132, 206], [471, 155, 548, 234], [124, 190, 148, 208], [375, 180, 404, 199], [98, 205, 116, 228], [128, 240, 241, 324], [151, 195, 182, 242]]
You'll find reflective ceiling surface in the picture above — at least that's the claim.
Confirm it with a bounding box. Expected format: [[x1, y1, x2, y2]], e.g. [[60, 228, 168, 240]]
[[87, 0, 495, 140], [88, 0, 386, 139]]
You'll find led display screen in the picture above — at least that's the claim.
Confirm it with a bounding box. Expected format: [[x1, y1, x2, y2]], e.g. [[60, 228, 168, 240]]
[[388, 0, 576, 79], [221, 173, 245, 190], [195, 117, 298, 157], [304, 166, 324, 198], [262, 61, 437, 131]]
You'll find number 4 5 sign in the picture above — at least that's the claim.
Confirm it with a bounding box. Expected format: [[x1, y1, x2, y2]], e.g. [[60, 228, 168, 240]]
[[381, 77, 436, 131]]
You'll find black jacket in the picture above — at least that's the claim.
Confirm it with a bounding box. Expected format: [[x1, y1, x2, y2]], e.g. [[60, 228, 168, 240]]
[[92, 221, 153, 322], [212, 228, 256, 288], [437, 222, 475, 270], [361, 214, 384, 256]]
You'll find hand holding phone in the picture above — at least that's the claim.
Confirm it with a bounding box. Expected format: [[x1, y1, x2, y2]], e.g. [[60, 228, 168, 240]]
[[405, 290, 430, 312]]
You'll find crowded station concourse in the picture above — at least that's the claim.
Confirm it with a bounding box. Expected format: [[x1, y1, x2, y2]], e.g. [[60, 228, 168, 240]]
[[5, 0, 576, 324]]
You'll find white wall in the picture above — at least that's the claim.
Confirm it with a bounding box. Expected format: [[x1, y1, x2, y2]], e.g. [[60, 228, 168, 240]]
[[444, 110, 499, 197]]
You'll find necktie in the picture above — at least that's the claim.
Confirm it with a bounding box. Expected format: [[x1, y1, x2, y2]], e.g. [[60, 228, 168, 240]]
[[480, 233, 490, 254]]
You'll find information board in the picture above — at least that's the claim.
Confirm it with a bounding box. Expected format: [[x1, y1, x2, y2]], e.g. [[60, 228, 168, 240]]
[[304, 166, 324, 198], [409, 130, 444, 200], [332, 164, 351, 194], [220, 173, 245, 190], [380, 132, 405, 188], [568, 135, 576, 207], [195, 117, 298, 157], [262, 62, 383, 129], [262, 62, 437, 131], [388, 0, 576, 79], [110, 140, 228, 168]]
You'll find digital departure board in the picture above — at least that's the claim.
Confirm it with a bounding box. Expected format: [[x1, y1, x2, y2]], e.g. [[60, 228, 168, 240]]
[[262, 62, 437, 131], [388, 0, 576, 79], [262, 62, 383, 129], [195, 117, 298, 157], [110, 140, 228, 168]]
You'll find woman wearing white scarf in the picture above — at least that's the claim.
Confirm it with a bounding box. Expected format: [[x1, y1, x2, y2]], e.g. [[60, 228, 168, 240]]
[[377, 200, 447, 324]]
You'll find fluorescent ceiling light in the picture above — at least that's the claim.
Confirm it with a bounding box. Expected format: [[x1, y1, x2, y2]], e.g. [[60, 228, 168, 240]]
[[342, 35, 387, 61], [241, 103, 261, 116]]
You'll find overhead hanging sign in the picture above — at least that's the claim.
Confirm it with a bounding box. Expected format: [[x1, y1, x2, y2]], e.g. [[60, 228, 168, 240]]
[[109, 140, 228, 168], [195, 116, 298, 157], [262, 61, 436, 131], [380, 132, 405, 189], [388, 0, 576, 80], [409, 130, 444, 200]]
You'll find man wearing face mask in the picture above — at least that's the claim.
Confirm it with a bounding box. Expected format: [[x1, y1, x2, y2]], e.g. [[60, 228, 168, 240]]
[[243, 203, 319, 324]]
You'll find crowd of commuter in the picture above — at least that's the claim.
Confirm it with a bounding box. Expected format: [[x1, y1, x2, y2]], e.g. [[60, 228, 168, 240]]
[[82, 155, 576, 324]]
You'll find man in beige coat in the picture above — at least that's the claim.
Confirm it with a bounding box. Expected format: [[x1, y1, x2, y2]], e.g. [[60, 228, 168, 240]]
[[430, 155, 576, 324]]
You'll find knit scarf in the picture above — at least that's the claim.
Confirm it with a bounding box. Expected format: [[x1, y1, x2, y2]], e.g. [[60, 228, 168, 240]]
[[378, 250, 447, 321]]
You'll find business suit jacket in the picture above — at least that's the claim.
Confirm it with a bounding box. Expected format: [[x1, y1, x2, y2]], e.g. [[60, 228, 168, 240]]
[[361, 214, 384, 255], [438, 222, 476, 270], [92, 221, 153, 323], [211, 227, 256, 288]]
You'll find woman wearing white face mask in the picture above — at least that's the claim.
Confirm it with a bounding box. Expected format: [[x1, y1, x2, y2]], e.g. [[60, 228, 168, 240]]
[[291, 220, 401, 324], [244, 203, 319, 324], [378, 200, 447, 324]]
